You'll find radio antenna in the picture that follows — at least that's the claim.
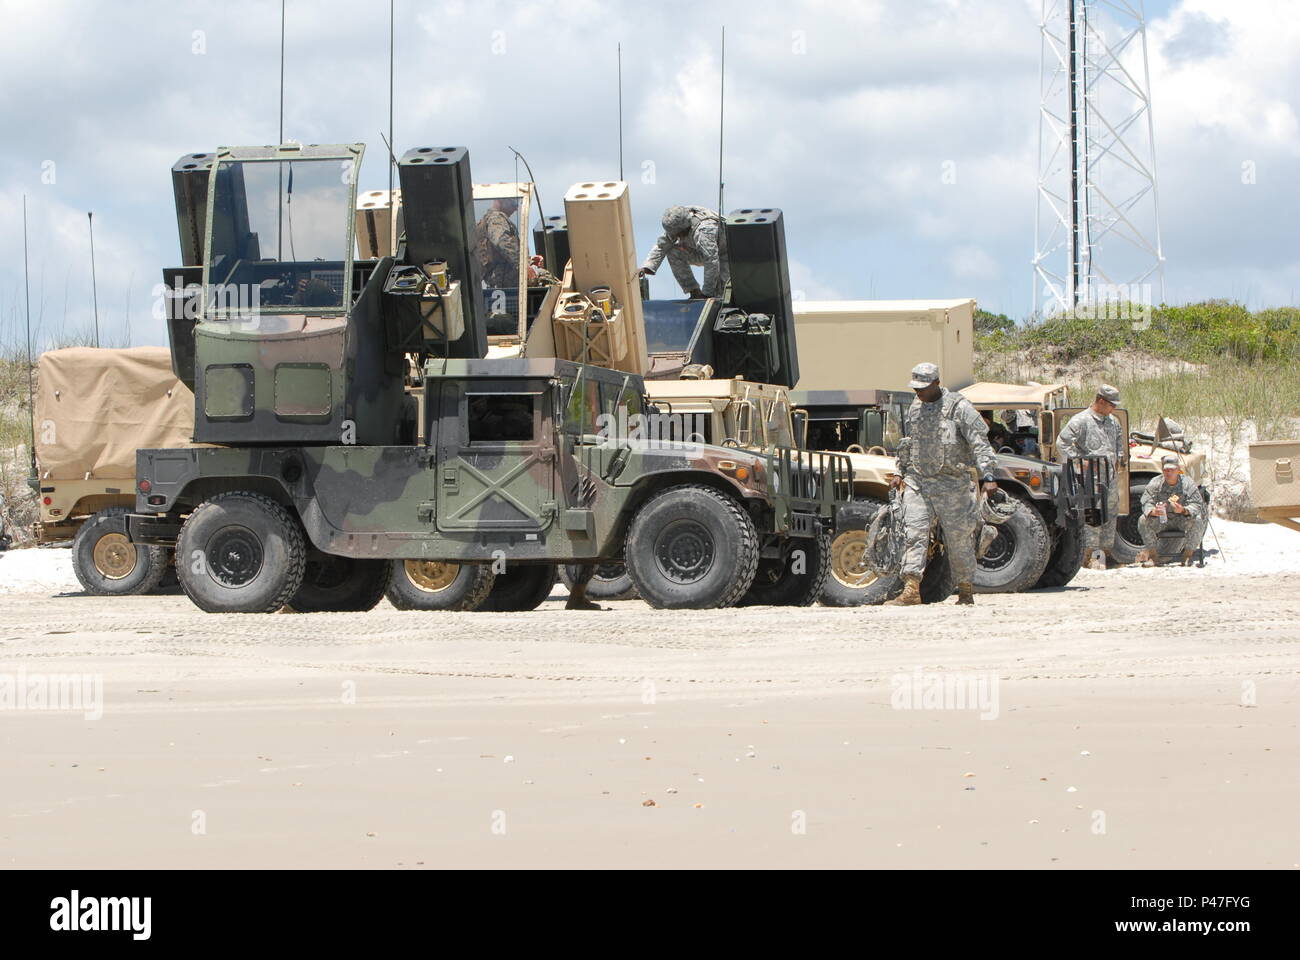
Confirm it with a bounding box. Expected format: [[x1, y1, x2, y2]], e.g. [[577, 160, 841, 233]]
[[617, 42, 624, 180], [388, 0, 395, 211], [717, 25, 725, 216], [277, 0, 286, 261], [23, 195, 36, 470], [508, 146, 555, 278], [87, 211, 100, 347]]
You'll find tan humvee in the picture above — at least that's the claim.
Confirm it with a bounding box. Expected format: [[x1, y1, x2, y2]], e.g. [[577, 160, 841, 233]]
[[32, 347, 194, 593], [961, 381, 1208, 563]]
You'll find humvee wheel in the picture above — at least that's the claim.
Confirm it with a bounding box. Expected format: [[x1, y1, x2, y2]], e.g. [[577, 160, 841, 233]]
[[819, 498, 901, 606], [1109, 478, 1150, 566], [386, 560, 496, 611], [1035, 517, 1087, 589], [625, 484, 758, 609], [72, 506, 167, 597], [287, 555, 391, 612], [176, 492, 306, 613], [559, 562, 640, 601], [740, 528, 831, 606], [475, 564, 558, 612], [972, 497, 1051, 593]]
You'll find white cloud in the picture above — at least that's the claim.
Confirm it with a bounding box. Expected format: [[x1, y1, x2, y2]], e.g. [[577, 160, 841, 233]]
[[0, 0, 1295, 350]]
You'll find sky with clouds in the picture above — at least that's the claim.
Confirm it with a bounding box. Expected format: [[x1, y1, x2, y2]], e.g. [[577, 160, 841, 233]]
[[1, 0, 1297, 350]]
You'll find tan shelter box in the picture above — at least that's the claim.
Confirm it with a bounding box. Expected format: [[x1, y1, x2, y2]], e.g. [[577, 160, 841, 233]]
[[36, 346, 195, 481], [793, 298, 975, 392], [1249, 440, 1300, 511]]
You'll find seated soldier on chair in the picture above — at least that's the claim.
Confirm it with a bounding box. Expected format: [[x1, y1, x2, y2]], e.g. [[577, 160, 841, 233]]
[[1137, 454, 1206, 567]]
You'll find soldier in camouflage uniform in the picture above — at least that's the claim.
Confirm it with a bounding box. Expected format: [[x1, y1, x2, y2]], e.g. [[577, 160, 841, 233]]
[[1137, 454, 1206, 566], [886, 362, 998, 606], [474, 197, 521, 289], [638, 205, 729, 298], [1055, 384, 1126, 569]]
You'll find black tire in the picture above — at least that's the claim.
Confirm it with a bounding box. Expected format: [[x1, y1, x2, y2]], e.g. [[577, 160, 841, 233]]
[[286, 555, 391, 612], [972, 498, 1052, 594], [1110, 478, 1150, 566], [71, 506, 167, 597], [156, 553, 181, 592], [739, 528, 832, 606], [1035, 516, 1087, 588], [559, 562, 640, 601], [476, 564, 558, 612], [386, 560, 496, 611], [176, 492, 306, 613], [624, 484, 759, 609]]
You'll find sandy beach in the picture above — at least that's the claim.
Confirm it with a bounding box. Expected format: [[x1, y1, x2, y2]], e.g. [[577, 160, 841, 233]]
[[1, 519, 1297, 869]]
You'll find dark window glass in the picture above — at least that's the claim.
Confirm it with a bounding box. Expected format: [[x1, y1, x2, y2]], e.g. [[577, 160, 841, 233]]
[[467, 394, 535, 442]]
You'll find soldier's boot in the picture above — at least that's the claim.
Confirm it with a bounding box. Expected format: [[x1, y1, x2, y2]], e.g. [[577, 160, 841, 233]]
[[1181, 549, 1195, 567], [1136, 549, 1154, 568], [885, 576, 922, 607], [956, 582, 974, 606], [565, 583, 607, 612], [1087, 550, 1107, 571]]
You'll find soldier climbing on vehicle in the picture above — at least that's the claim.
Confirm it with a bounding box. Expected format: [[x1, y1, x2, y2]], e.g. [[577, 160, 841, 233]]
[[638, 205, 729, 299]]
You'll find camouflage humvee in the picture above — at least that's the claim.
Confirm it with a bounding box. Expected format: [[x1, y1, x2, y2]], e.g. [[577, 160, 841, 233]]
[[119, 143, 848, 613]]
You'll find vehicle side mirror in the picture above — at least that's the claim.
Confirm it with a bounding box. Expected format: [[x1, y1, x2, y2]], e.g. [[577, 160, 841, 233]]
[[1040, 410, 1056, 446]]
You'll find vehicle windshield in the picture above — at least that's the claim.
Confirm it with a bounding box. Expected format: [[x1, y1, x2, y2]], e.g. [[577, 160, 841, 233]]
[[643, 300, 711, 353], [206, 157, 356, 316]]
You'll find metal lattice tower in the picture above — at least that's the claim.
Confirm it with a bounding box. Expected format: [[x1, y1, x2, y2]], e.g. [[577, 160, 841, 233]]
[[1033, 0, 1165, 315]]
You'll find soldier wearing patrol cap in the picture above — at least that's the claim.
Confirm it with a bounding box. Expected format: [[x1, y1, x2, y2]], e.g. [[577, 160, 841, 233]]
[[1056, 384, 1127, 569], [1136, 454, 1206, 566], [886, 362, 998, 606]]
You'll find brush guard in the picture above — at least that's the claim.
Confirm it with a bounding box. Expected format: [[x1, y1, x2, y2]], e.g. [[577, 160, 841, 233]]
[[1060, 455, 1112, 528]]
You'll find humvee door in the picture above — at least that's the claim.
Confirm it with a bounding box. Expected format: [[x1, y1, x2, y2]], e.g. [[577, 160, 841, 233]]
[[434, 379, 556, 533]]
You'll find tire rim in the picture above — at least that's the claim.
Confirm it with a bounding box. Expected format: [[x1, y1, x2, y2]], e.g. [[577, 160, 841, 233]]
[[592, 562, 626, 582], [653, 520, 715, 584], [205, 525, 263, 587], [405, 560, 459, 593], [1117, 511, 1142, 550], [93, 532, 137, 580], [978, 526, 1016, 571], [830, 529, 877, 589]]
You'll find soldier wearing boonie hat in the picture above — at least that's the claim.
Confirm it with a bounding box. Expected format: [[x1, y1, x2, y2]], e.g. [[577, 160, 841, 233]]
[[1136, 451, 1206, 566], [1056, 384, 1127, 569], [886, 362, 998, 607]]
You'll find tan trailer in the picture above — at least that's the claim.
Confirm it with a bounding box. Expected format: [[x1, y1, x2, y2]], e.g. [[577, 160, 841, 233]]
[[1249, 440, 1300, 532], [33, 347, 195, 594], [792, 298, 976, 392]]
